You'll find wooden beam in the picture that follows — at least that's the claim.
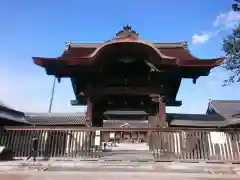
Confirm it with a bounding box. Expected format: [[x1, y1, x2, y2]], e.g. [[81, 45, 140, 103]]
[[89, 87, 165, 95]]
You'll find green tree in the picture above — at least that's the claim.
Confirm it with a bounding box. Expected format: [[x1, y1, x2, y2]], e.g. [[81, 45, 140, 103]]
[[232, 0, 240, 11], [222, 24, 240, 85]]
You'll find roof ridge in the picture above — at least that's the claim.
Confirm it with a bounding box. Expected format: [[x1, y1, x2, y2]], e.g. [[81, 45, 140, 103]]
[[25, 112, 86, 116], [153, 41, 187, 44], [68, 41, 187, 44], [64, 41, 188, 52], [231, 111, 240, 117], [0, 100, 13, 109]]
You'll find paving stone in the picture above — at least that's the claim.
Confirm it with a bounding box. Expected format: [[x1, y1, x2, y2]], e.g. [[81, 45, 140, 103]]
[[0, 171, 239, 180]]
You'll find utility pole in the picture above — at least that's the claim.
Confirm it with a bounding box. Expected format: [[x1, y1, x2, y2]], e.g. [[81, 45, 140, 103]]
[[48, 77, 56, 113]]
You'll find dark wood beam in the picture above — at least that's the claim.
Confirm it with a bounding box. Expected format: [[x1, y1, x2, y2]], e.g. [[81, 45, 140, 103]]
[[87, 87, 165, 95], [71, 97, 182, 107]]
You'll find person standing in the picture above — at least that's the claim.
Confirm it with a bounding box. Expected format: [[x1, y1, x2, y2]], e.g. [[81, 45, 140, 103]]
[[26, 137, 38, 162]]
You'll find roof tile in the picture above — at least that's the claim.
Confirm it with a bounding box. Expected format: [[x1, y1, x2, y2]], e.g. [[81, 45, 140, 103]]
[[168, 112, 240, 127], [208, 100, 240, 118], [25, 113, 86, 125], [67, 42, 187, 49]]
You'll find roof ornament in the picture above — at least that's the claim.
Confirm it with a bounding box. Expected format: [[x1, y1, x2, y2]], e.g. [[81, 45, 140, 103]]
[[115, 25, 139, 39], [183, 42, 188, 49], [192, 77, 198, 84], [120, 121, 131, 128], [63, 41, 71, 52]]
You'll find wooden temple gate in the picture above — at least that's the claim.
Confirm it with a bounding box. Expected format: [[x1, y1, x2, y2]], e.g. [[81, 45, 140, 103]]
[[0, 127, 240, 162]]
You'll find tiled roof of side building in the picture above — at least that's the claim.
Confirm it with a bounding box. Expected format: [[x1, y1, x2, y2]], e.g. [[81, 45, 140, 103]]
[[25, 112, 86, 125], [23, 111, 240, 127], [0, 111, 30, 124], [0, 101, 23, 114], [208, 100, 240, 118], [168, 113, 228, 127], [0, 101, 12, 109], [0, 101, 29, 124]]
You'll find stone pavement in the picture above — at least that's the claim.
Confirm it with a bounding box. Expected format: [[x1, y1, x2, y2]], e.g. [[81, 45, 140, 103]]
[[100, 150, 153, 161], [0, 160, 240, 179], [0, 144, 239, 179], [100, 143, 152, 161], [0, 170, 240, 180]]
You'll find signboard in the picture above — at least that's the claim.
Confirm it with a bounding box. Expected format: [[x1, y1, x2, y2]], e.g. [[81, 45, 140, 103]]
[[110, 132, 115, 139], [95, 130, 101, 146], [210, 132, 227, 144], [94, 136, 101, 146]]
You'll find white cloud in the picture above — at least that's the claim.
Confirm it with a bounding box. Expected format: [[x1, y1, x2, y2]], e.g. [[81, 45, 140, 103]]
[[192, 33, 210, 45], [192, 10, 240, 45], [213, 11, 240, 28]]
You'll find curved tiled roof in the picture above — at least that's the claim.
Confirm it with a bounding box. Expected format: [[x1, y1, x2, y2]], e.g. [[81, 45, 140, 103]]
[[33, 26, 223, 72], [66, 42, 187, 50]]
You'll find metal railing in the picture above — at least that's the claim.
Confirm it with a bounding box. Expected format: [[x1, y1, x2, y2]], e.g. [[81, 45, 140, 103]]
[[0, 126, 240, 162]]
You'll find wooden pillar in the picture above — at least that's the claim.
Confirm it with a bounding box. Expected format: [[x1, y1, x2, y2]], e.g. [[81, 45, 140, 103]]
[[90, 100, 104, 127], [148, 95, 168, 128], [158, 100, 167, 127], [137, 132, 140, 143], [86, 97, 92, 126]]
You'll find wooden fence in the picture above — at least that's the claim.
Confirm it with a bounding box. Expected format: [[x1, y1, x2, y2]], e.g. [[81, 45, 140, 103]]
[[0, 126, 240, 162], [0, 127, 100, 159], [149, 129, 240, 162]]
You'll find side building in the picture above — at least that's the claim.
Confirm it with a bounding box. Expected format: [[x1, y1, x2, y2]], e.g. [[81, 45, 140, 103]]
[[1, 100, 240, 160], [22, 100, 240, 143], [1, 100, 239, 129], [0, 101, 29, 126]]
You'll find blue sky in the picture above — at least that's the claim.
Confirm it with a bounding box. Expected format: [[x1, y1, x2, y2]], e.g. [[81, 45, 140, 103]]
[[0, 0, 240, 113]]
